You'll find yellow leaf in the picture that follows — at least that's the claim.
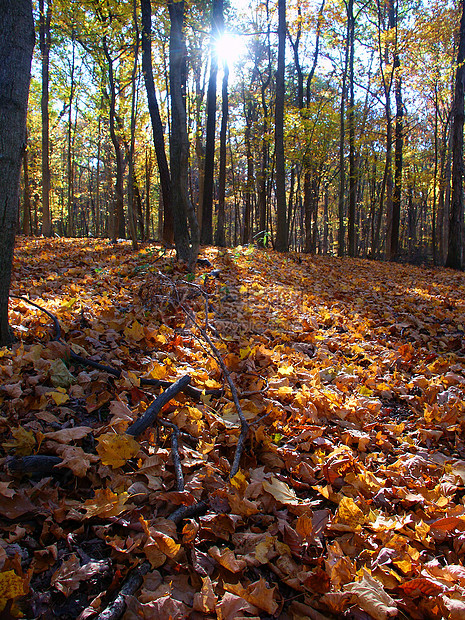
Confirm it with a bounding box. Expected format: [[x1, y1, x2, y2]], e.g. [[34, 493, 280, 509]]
[[239, 285, 248, 294], [3, 427, 36, 456], [50, 390, 70, 405], [0, 570, 25, 612], [230, 470, 247, 493], [96, 433, 140, 468], [334, 496, 366, 530], [278, 364, 294, 377], [124, 320, 145, 342], [83, 488, 129, 518]]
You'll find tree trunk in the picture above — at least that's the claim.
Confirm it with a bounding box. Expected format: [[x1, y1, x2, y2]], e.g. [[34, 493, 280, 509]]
[[338, 13, 350, 257], [140, 0, 174, 244], [274, 0, 288, 252], [22, 138, 32, 236], [445, 0, 465, 269], [67, 32, 75, 237], [39, 0, 52, 237], [168, 0, 199, 268], [0, 0, 34, 345], [127, 0, 140, 250], [215, 57, 229, 247], [102, 37, 124, 242], [347, 0, 357, 257], [201, 0, 223, 245]]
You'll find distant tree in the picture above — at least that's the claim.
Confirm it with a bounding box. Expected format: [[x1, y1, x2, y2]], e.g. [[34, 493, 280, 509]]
[[0, 0, 34, 345], [39, 0, 52, 236], [445, 0, 465, 270]]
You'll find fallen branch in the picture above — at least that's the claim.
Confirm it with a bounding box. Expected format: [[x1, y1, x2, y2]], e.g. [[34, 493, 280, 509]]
[[96, 560, 151, 620], [168, 500, 208, 525], [7, 455, 64, 477], [158, 419, 184, 491], [160, 274, 249, 478], [126, 375, 191, 438]]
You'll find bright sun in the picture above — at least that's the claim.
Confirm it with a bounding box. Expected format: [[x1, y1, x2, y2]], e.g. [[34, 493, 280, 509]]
[[214, 33, 246, 67]]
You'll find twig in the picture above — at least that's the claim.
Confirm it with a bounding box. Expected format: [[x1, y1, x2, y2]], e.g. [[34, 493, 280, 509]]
[[158, 419, 184, 491], [11, 296, 62, 340], [126, 375, 191, 438], [96, 560, 151, 620]]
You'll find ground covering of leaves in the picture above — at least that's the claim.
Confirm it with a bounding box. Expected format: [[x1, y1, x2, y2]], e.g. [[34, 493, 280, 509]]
[[1, 238, 465, 620]]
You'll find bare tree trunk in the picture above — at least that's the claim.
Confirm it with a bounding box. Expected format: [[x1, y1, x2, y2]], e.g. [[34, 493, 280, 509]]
[[127, 0, 140, 250], [39, 0, 52, 237], [445, 0, 465, 269], [168, 0, 199, 267], [347, 0, 357, 257], [141, 0, 173, 244], [22, 137, 32, 236], [275, 0, 288, 252], [215, 57, 229, 247], [0, 0, 34, 344], [67, 32, 76, 237], [201, 0, 223, 245]]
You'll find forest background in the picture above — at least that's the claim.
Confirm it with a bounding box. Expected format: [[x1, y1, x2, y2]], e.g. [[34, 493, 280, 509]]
[[20, 0, 465, 270]]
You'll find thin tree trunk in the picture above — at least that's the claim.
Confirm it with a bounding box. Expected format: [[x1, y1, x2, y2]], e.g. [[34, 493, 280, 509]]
[[445, 0, 465, 269], [201, 0, 223, 245], [39, 0, 52, 237], [215, 57, 229, 247], [67, 32, 75, 237], [168, 0, 199, 268], [275, 0, 288, 252], [127, 0, 140, 250], [141, 0, 173, 244], [102, 37, 124, 242], [347, 0, 357, 257], [22, 138, 32, 236]]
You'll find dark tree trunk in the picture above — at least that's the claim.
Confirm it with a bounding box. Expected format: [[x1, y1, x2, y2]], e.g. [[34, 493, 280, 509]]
[[168, 0, 199, 268], [140, 0, 173, 244], [215, 57, 229, 247], [201, 0, 223, 245], [445, 0, 465, 269], [39, 0, 52, 237], [347, 0, 356, 257], [275, 0, 288, 252], [0, 0, 34, 345], [67, 32, 75, 236], [338, 12, 350, 257]]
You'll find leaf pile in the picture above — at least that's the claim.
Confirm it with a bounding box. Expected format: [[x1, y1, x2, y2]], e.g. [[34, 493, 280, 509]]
[[1, 237, 465, 619]]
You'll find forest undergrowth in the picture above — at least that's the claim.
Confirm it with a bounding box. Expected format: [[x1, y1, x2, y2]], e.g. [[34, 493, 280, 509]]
[[1, 237, 465, 619]]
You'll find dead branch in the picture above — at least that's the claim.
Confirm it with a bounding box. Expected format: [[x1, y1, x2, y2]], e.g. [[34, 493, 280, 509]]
[[126, 375, 191, 438], [7, 455, 64, 477], [158, 418, 184, 491], [168, 500, 208, 525], [159, 274, 249, 478], [96, 560, 151, 620]]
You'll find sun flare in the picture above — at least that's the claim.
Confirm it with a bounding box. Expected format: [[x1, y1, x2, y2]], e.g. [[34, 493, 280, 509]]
[[215, 33, 246, 66]]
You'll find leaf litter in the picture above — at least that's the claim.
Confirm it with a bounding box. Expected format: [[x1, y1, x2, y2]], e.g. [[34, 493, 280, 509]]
[[0, 237, 465, 619]]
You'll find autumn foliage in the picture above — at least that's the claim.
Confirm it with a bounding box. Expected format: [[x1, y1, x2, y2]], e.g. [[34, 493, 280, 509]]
[[1, 237, 465, 619]]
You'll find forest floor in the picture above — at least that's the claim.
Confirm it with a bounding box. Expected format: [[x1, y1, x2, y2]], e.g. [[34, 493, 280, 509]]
[[1, 237, 465, 620]]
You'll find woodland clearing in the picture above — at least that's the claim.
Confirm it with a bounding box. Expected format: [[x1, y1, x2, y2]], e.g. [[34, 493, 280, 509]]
[[1, 237, 465, 619]]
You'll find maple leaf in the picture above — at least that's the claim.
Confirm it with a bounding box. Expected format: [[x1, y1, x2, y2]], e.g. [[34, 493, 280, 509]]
[[224, 577, 279, 615], [96, 432, 140, 468], [82, 488, 129, 518]]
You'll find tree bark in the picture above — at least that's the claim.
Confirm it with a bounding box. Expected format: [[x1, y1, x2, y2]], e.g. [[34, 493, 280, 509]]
[[140, 0, 174, 244], [39, 0, 52, 237], [201, 0, 223, 245], [102, 37, 124, 242], [445, 0, 465, 269], [215, 57, 229, 247], [275, 0, 288, 252], [0, 0, 34, 345], [347, 0, 357, 257], [168, 0, 199, 268]]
